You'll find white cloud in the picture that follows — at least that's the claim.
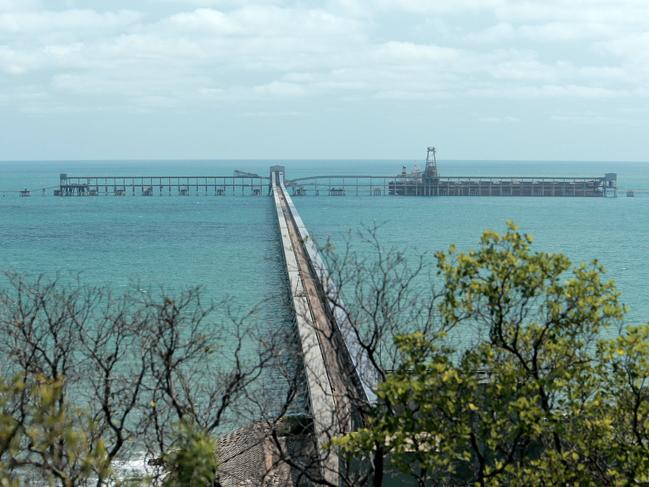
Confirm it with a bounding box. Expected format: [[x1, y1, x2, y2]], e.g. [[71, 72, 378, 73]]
[[166, 8, 241, 34], [469, 84, 623, 99], [0, 0, 646, 113], [376, 0, 502, 14], [375, 42, 459, 63], [374, 0, 649, 23], [0, 9, 141, 33], [604, 32, 649, 61], [0, 0, 40, 12]]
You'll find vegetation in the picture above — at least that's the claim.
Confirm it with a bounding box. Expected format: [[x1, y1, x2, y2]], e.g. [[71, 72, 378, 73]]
[[160, 421, 219, 487], [0, 223, 647, 485], [333, 223, 649, 485], [0, 375, 109, 486], [0, 277, 274, 485]]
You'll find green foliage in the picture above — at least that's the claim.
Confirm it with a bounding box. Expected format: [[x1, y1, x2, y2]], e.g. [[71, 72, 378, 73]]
[[335, 222, 649, 486], [161, 421, 219, 487], [0, 377, 22, 487], [598, 325, 649, 483], [0, 375, 110, 486]]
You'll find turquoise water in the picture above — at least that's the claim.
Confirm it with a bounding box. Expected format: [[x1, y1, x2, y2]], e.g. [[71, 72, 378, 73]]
[[1, 161, 286, 312], [294, 161, 649, 326], [1, 159, 648, 326], [0, 160, 299, 434]]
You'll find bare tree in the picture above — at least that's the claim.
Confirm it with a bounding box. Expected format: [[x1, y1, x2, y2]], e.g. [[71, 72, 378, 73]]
[[0, 274, 284, 486], [138, 291, 276, 463], [0, 274, 109, 485], [324, 225, 444, 381]]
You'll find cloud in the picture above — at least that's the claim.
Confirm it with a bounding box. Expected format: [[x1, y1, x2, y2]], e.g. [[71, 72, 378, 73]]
[[0, 0, 40, 12], [0, 0, 646, 113], [469, 84, 623, 99], [166, 8, 241, 34], [603, 32, 649, 61], [467, 21, 620, 44], [0, 9, 141, 33], [375, 42, 459, 63], [376, 0, 502, 14], [373, 0, 649, 24]]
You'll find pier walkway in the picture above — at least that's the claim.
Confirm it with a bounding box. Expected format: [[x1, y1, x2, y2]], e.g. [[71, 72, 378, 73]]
[[271, 165, 375, 483]]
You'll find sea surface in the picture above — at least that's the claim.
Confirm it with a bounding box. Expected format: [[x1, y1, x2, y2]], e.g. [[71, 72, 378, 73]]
[[1, 158, 648, 325]]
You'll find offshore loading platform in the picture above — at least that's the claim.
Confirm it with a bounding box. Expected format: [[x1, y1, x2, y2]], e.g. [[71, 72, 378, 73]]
[[287, 148, 617, 198], [50, 148, 618, 198], [387, 148, 617, 197]]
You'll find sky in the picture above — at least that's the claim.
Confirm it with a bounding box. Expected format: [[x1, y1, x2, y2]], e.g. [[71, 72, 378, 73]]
[[0, 0, 647, 161]]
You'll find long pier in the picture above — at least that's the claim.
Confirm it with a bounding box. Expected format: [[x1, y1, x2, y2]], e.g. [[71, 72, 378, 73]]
[[287, 174, 618, 197], [271, 165, 375, 483]]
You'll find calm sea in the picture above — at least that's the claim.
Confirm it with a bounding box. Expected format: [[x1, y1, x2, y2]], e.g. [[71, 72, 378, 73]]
[[1, 159, 648, 326]]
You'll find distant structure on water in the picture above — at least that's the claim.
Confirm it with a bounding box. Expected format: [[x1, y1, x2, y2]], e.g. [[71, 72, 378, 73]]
[[387, 147, 617, 198], [49, 147, 618, 198]]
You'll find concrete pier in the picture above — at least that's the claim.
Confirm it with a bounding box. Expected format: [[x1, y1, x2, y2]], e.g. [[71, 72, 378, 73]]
[[271, 165, 376, 483], [272, 165, 340, 483]]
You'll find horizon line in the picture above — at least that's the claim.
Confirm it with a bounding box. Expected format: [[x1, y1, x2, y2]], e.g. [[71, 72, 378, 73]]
[[1, 158, 648, 164]]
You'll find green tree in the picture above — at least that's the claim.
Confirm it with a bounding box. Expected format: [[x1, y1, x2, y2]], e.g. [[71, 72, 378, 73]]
[[161, 421, 219, 487], [335, 223, 648, 486], [0, 375, 110, 486]]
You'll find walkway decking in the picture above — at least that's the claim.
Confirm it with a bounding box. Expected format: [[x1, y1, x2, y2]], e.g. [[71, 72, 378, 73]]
[[271, 165, 376, 483]]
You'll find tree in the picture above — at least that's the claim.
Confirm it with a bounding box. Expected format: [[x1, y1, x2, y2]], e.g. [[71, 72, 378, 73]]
[[0, 275, 277, 485], [0, 374, 109, 486], [160, 421, 219, 487], [334, 223, 649, 486], [252, 224, 446, 487]]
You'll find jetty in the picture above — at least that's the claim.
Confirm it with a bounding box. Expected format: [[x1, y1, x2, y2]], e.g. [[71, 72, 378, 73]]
[[52, 173, 267, 197], [207, 165, 378, 485], [269, 165, 375, 483], [50, 149, 617, 198]]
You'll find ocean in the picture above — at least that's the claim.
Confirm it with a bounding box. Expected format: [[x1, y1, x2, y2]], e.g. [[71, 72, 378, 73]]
[[1, 159, 646, 326]]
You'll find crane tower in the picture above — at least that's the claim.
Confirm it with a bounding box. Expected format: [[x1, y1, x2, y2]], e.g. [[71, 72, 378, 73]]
[[423, 146, 439, 181]]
